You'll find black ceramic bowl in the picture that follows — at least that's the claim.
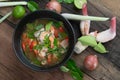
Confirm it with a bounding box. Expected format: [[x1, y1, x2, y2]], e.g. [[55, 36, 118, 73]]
[[13, 10, 76, 71]]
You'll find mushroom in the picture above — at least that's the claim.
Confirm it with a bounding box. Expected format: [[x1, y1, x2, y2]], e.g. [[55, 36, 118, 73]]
[[96, 17, 116, 43]]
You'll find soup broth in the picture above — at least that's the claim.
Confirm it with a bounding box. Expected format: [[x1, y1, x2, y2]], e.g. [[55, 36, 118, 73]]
[[21, 19, 69, 67]]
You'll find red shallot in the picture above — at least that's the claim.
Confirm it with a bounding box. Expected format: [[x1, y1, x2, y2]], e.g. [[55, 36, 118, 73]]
[[84, 54, 98, 71], [46, 0, 61, 13]]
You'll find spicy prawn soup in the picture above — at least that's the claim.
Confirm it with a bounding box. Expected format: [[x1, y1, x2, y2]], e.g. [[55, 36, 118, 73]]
[[21, 19, 69, 67]]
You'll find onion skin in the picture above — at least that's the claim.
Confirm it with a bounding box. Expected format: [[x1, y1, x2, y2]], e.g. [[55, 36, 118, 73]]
[[46, 0, 61, 13], [84, 54, 98, 71]]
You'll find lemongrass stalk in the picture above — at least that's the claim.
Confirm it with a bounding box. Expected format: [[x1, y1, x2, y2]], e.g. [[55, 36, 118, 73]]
[[61, 13, 109, 21], [0, 11, 12, 23], [0, 1, 27, 7]]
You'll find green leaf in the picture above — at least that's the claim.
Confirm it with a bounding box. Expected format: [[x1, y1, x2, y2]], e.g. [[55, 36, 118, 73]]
[[71, 71, 83, 80], [57, 0, 63, 3], [26, 23, 36, 39], [60, 66, 69, 72], [66, 59, 83, 79], [66, 59, 76, 71], [44, 35, 51, 47], [53, 38, 58, 47], [34, 44, 42, 50], [27, 1, 39, 12], [59, 32, 67, 39], [76, 67, 83, 78], [32, 58, 41, 65], [53, 21, 63, 28], [26, 23, 34, 31], [45, 21, 53, 31], [64, 0, 74, 3], [94, 42, 108, 53], [35, 24, 44, 30], [27, 31, 35, 39], [78, 36, 97, 47]]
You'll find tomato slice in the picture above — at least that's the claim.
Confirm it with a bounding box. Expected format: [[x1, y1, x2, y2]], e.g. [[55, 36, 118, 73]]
[[47, 54, 52, 64], [33, 50, 38, 55], [65, 37, 69, 42], [27, 39, 33, 45], [54, 28, 59, 37], [29, 40, 37, 51]]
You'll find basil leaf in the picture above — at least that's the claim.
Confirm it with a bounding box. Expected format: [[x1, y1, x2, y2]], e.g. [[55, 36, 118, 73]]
[[66, 59, 83, 80], [57, 0, 63, 3], [44, 35, 50, 47], [71, 71, 83, 80], [53, 38, 58, 47], [78, 36, 97, 47], [94, 42, 108, 53], [27, 31, 35, 39], [76, 67, 83, 78], [63, 0, 74, 3], [45, 22, 53, 31], [35, 24, 44, 30], [27, 1, 39, 12]]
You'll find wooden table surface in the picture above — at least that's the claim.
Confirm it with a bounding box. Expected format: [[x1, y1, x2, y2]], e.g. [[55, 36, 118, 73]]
[[0, 0, 120, 80]]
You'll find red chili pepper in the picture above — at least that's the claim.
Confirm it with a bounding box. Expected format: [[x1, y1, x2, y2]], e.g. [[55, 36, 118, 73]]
[[59, 27, 64, 32]]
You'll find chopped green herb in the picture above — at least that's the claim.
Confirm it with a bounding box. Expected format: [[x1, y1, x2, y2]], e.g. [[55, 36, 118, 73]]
[[59, 32, 67, 39], [27, 31, 35, 39], [53, 21, 63, 28], [35, 24, 44, 30], [26, 23, 36, 39], [34, 44, 43, 50], [53, 38, 58, 47], [31, 58, 41, 65], [26, 23, 34, 31], [45, 21, 53, 31]]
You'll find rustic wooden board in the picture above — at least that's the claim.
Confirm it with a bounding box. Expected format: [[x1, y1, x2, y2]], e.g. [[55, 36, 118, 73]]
[[0, 0, 120, 80]]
